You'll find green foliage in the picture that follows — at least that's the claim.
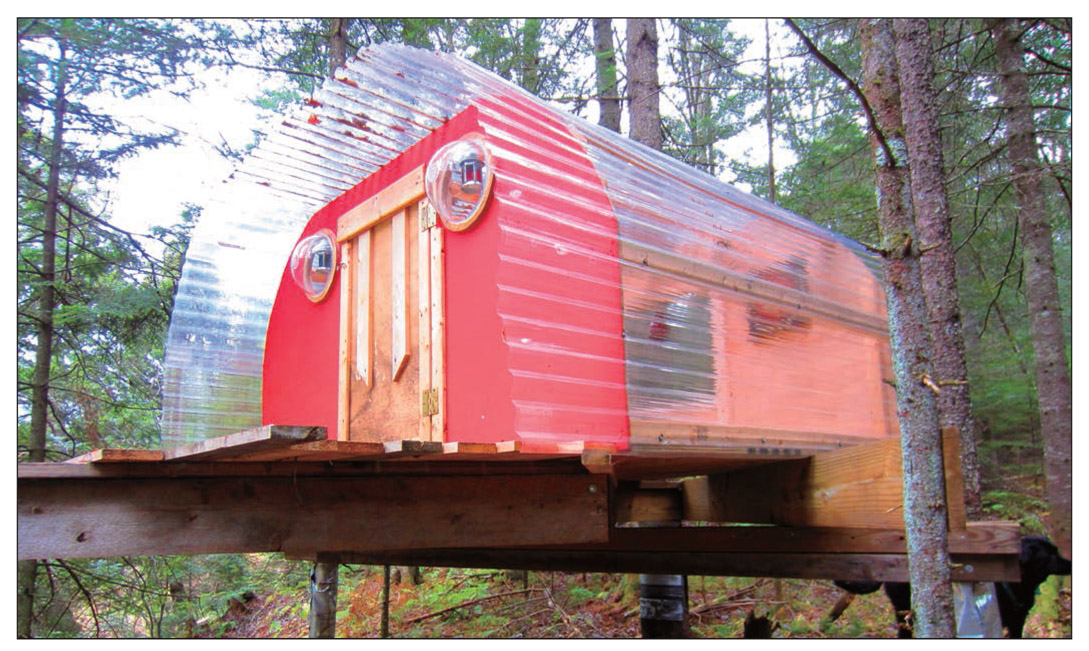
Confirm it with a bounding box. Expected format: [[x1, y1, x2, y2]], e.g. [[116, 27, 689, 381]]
[[982, 490, 1047, 533], [18, 19, 206, 460], [774, 111, 878, 243], [662, 19, 753, 175]]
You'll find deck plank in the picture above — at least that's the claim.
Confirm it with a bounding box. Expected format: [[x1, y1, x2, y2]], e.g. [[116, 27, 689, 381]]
[[161, 425, 326, 462]]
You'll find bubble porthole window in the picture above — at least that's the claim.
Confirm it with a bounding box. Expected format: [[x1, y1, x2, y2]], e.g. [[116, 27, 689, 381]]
[[424, 136, 494, 231], [290, 229, 337, 303]]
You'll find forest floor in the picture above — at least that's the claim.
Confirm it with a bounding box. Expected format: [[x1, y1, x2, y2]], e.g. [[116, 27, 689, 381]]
[[202, 562, 1072, 639]]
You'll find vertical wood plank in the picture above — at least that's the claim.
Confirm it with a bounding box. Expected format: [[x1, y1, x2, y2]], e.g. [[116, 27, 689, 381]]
[[338, 241, 353, 441], [430, 225, 445, 440], [418, 203, 434, 442], [391, 209, 409, 381], [356, 230, 372, 387], [942, 427, 967, 532]]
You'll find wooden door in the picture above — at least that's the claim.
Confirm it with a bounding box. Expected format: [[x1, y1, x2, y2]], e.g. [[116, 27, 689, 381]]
[[336, 167, 445, 443]]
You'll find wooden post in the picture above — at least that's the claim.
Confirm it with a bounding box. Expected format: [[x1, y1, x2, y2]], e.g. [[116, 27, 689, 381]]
[[309, 561, 338, 638]]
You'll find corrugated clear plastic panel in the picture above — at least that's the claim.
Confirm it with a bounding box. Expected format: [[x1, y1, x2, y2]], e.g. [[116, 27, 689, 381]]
[[162, 181, 321, 445], [558, 116, 895, 446], [163, 42, 894, 450], [161, 44, 476, 446]]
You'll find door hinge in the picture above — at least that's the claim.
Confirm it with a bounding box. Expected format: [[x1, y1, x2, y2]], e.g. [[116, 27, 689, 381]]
[[421, 388, 439, 417], [419, 200, 437, 231]]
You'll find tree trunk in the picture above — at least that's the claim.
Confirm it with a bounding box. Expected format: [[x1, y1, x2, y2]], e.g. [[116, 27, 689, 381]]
[[380, 564, 391, 638], [17, 560, 38, 637], [20, 38, 69, 640], [860, 19, 954, 638], [891, 18, 983, 520], [308, 561, 338, 638], [993, 18, 1073, 559], [592, 19, 621, 133], [764, 19, 777, 202], [29, 38, 68, 464], [327, 19, 349, 76], [625, 18, 661, 150]]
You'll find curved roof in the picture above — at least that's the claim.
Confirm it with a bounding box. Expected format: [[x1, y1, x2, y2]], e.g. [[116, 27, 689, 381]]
[[162, 43, 882, 446]]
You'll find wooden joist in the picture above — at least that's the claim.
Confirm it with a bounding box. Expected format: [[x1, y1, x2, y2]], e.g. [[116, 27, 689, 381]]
[[18, 472, 609, 560], [315, 545, 1018, 584]]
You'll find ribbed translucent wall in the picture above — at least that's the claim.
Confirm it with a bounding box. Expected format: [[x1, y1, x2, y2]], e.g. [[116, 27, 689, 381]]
[[564, 121, 894, 443], [162, 46, 472, 445], [163, 44, 893, 448]]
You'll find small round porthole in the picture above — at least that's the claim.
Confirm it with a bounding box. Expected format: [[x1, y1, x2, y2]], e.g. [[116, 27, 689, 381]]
[[290, 229, 337, 303], [424, 136, 494, 232]]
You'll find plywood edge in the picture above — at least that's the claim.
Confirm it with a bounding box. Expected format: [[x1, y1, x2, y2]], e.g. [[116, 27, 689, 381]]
[[162, 425, 326, 462], [66, 449, 164, 464]]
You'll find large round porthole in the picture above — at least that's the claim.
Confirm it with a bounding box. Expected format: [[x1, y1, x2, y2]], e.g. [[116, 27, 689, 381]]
[[424, 136, 494, 231], [290, 229, 337, 303]]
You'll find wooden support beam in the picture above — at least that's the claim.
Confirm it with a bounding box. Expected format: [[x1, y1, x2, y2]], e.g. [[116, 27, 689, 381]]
[[601, 522, 1021, 556], [682, 437, 906, 528], [18, 473, 608, 560], [319, 547, 1018, 583], [678, 429, 971, 532], [941, 427, 968, 531], [614, 481, 684, 525]]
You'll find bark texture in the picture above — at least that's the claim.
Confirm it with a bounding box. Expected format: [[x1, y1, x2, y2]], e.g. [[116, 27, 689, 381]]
[[892, 18, 983, 519], [993, 18, 1072, 559], [862, 19, 954, 638], [764, 19, 777, 202], [327, 19, 348, 75], [592, 19, 622, 132], [625, 18, 662, 151], [308, 561, 338, 638]]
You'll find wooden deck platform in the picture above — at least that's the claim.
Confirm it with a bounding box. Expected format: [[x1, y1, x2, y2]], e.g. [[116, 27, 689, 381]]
[[18, 425, 1022, 583]]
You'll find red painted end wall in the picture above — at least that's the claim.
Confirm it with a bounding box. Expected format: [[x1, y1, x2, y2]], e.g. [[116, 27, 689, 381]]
[[261, 109, 482, 437]]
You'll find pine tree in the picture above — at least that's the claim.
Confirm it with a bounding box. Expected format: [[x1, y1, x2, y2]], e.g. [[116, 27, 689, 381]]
[[992, 18, 1072, 558], [626, 18, 662, 150], [17, 18, 207, 637], [860, 18, 954, 638]]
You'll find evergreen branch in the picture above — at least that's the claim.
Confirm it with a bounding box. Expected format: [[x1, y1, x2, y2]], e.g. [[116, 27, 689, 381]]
[[17, 165, 168, 272], [1023, 46, 1071, 72], [783, 18, 899, 169], [954, 180, 1011, 254]]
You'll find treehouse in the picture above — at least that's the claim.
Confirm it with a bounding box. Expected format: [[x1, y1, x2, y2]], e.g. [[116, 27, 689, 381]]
[[21, 46, 1020, 622], [160, 43, 898, 468]]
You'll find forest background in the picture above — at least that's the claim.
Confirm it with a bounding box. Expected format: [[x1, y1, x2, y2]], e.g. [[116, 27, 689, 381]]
[[16, 17, 1072, 638]]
